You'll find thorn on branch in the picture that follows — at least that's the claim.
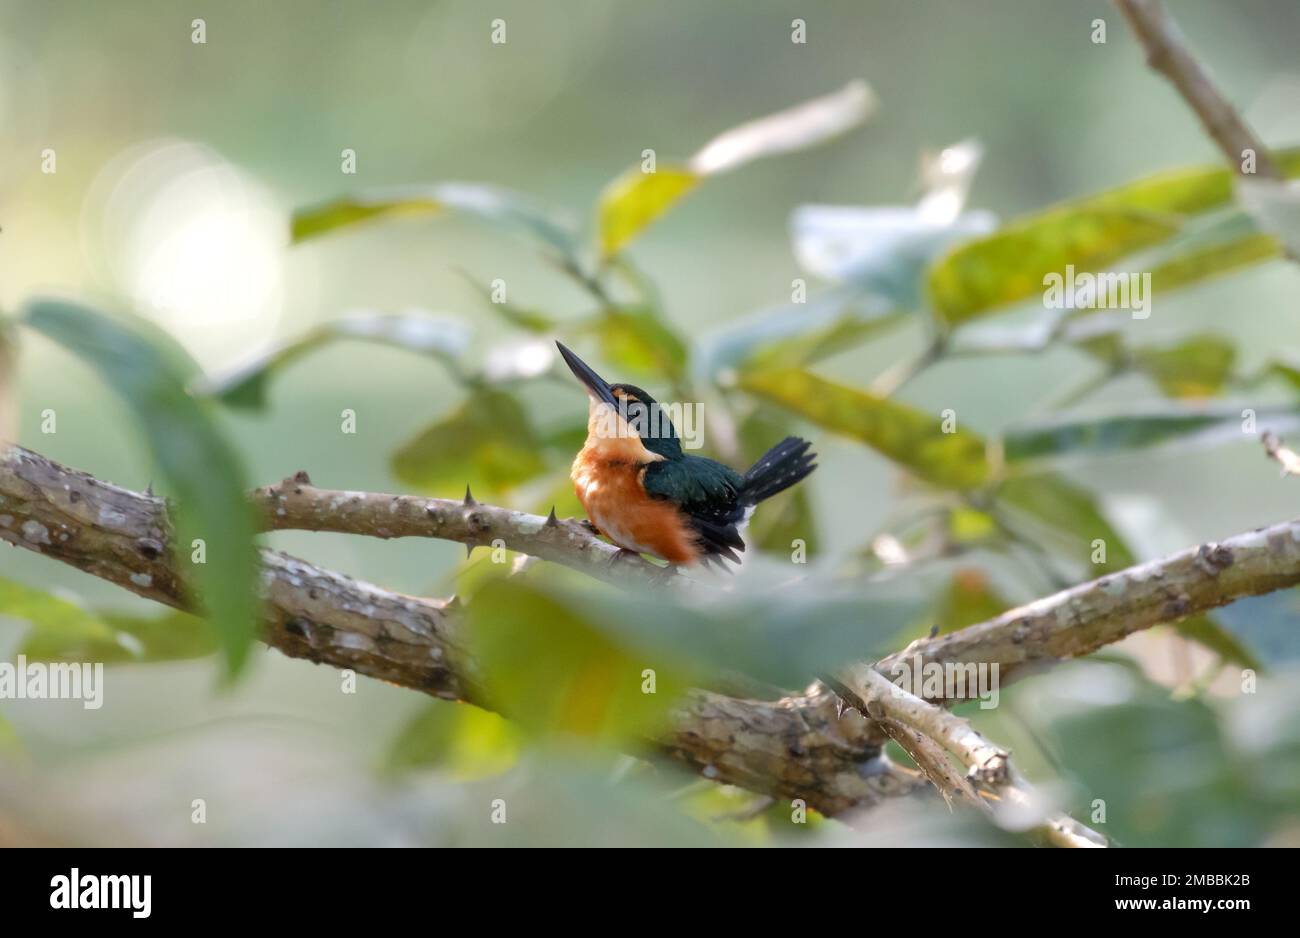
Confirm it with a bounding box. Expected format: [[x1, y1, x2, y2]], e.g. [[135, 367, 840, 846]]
[[463, 485, 477, 506]]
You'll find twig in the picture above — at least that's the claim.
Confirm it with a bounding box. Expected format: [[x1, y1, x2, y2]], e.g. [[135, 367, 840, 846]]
[[1262, 431, 1300, 477], [1113, 0, 1280, 179], [252, 472, 683, 590], [845, 665, 1107, 846]]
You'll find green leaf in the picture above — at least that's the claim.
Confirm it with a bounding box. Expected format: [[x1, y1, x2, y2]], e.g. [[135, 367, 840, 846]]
[[391, 387, 547, 496], [738, 367, 989, 490], [585, 306, 689, 382], [928, 148, 1300, 325], [1003, 404, 1295, 465], [1, 577, 215, 665], [996, 472, 1136, 573], [1175, 614, 1262, 671], [455, 270, 557, 334], [291, 182, 579, 257], [792, 205, 996, 308], [465, 579, 695, 742], [1131, 334, 1237, 399], [0, 711, 19, 756], [1033, 662, 1271, 847], [0, 577, 119, 654], [22, 300, 260, 678], [384, 701, 522, 778], [1214, 588, 1300, 664], [1146, 231, 1281, 294], [597, 166, 699, 258], [699, 290, 904, 380], [205, 313, 471, 410], [472, 574, 926, 694]]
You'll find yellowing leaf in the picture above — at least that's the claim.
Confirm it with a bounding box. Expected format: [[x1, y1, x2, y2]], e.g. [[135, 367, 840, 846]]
[[738, 367, 989, 490], [291, 183, 579, 257], [597, 166, 699, 258], [928, 147, 1300, 325]]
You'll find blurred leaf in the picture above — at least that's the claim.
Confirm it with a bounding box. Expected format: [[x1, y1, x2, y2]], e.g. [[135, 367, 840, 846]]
[[932, 568, 1011, 633], [477, 573, 926, 691], [1131, 334, 1236, 399], [455, 271, 557, 334], [482, 339, 557, 384], [205, 312, 471, 410], [0, 578, 118, 653], [792, 205, 995, 308], [0, 711, 18, 756], [1175, 614, 1262, 671], [947, 506, 999, 546], [0, 317, 15, 442], [587, 307, 689, 381], [1237, 177, 1300, 259], [928, 148, 1300, 325], [1263, 356, 1300, 393], [700, 290, 903, 379], [738, 367, 989, 490], [997, 472, 1135, 573], [1214, 588, 1300, 664], [23, 300, 259, 678], [1003, 404, 1296, 465], [1035, 663, 1270, 847], [597, 166, 699, 258], [592, 578, 928, 688], [291, 182, 579, 257], [687, 80, 874, 176], [1147, 230, 1281, 294], [392, 387, 547, 496], [465, 579, 695, 741], [2, 577, 215, 665], [597, 81, 874, 257], [791, 138, 994, 307], [384, 701, 522, 779]]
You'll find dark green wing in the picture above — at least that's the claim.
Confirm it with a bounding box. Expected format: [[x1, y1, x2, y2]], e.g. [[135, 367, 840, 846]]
[[643, 456, 747, 563]]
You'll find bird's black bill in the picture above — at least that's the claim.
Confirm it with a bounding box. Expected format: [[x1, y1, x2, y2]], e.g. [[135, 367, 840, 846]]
[[556, 341, 618, 408]]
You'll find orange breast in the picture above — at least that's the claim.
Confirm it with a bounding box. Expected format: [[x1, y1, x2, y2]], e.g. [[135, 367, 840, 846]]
[[572, 449, 700, 564]]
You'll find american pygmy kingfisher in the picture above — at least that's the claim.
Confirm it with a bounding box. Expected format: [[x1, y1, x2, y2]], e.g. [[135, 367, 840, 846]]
[[556, 341, 817, 567]]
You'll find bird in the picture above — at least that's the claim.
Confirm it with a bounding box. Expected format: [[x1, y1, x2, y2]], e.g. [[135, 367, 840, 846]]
[[556, 341, 816, 568]]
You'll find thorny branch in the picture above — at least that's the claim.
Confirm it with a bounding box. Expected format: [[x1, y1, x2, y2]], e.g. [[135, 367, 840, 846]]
[[5, 444, 1300, 840]]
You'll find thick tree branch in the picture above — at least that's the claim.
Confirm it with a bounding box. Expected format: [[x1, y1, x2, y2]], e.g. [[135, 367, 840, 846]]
[[876, 516, 1300, 697], [5, 443, 1300, 830], [0, 444, 916, 815], [1114, 0, 1280, 178]]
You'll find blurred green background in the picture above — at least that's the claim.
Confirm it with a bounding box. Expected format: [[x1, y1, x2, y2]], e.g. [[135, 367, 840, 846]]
[[3, 0, 1300, 845]]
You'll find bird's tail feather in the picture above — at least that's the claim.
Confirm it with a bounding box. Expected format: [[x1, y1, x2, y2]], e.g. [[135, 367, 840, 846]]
[[740, 436, 816, 506]]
